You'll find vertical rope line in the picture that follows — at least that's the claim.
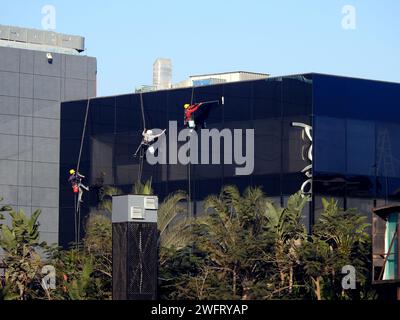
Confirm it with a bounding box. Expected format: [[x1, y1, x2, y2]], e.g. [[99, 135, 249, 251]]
[[140, 92, 146, 129], [188, 87, 195, 218], [77, 201, 81, 245], [76, 98, 91, 173], [75, 98, 91, 248]]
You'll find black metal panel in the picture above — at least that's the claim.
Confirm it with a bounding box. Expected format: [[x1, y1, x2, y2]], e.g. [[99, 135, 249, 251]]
[[112, 222, 158, 300], [112, 223, 127, 300], [126, 223, 158, 300]]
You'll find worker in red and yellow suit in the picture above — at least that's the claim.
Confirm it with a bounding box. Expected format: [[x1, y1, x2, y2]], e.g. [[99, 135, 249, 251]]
[[68, 169, 89, 203], [184, 103, 203, 129]]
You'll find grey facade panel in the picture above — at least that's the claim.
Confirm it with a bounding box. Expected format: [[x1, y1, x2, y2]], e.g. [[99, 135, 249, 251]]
[[18, 135, 33, 161], [88, 80, 97, 98], [0, 134, 18, 160], [0, 95, 19, 115], [33, 137, 59, 163], [33, 75, 60, 100], [0, 115, 18, 135], [0, 47, 19, 72], [33, 99, 60, 119], [19, 98, 34, 116], [20, 50, 34, 74], [17, 161, 32, 186], [32, 187, 59, 208], [0, 71, 19, 96], [87, 57, 97, 81], [64, 78, 88, 100], [20, 73, 34, 98], [18, 116, 33, 136], [0, 160, 18, 186], [33, 117, 60, 138], [65, 55, 88, 80], [17, 186, 32, 206], [32, 162, 59, 188]]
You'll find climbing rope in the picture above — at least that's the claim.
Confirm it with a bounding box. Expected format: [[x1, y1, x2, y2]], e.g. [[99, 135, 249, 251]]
[[77, 201, 81, 247], [137, 146, 144, 182], [137, 92, 147, 183], [140, 92, 146, 129], [74, 98, 91, 246], [76, 98, 91, 174], [73, 194, 78, 245], [188, 87, 195, 218]]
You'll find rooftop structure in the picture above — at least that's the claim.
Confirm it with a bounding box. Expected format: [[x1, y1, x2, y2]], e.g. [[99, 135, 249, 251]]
[[0, 24, 85, 55]]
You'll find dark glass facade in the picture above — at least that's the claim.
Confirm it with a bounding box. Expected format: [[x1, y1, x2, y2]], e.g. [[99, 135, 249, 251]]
[[313, 74, 400, 222], [59, 73, 400, 247]]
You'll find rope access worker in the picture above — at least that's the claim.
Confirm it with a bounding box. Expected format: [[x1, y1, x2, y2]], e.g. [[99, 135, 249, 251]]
[[184, 103, 203, 129], [134, 128, 166, 157], [68, 169, 89, 203], [184, 97, 224, 129]]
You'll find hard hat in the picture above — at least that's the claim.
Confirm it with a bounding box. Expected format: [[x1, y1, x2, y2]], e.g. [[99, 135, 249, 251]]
[[70, 169, 76, 174], [184, 104, 190, 109], [147, 130, 153, 135]]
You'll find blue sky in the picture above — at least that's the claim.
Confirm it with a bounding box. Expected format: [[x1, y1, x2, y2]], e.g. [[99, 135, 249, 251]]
[[1, 0, 399, 96]]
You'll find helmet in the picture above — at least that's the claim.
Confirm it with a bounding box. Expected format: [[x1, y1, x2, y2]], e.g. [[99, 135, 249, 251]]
[[184, 104, 190, 109], [147, 130, 153, 135], [69, 169, 76, 175]]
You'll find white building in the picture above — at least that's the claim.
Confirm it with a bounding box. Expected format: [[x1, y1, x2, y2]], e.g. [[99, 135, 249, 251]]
[[153, 58, 172, 90], [173, 71, 270, 89]]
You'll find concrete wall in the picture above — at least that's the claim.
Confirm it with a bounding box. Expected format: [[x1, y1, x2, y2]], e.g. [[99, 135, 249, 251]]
[[0, 46, 96, 246]]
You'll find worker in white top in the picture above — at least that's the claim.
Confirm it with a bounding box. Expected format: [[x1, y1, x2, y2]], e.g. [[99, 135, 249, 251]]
[[134, 128, 166, 157]]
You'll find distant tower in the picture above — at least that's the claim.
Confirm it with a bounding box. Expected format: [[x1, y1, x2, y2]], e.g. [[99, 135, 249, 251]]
[[153, 58, 172, 90]]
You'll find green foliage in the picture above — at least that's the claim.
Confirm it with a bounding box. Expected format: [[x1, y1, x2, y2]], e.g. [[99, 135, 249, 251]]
[[160, 190, 375, 301], [98, 186, 123, 214], [160, 185, 277, 300], [133, 177, 154, 195], [1, 189, 376, 301], [158, 191, 191, 266], [0, 206, 46, 300], [299, 198, 372, 300], [45, 213, 112, 300], [65, 257, 94, 300]]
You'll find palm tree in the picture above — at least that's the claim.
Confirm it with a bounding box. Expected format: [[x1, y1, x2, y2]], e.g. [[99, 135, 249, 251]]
[[158, 191, 190, 266], [299, 198, 371, 300], [264, 192, 308, 294], [195, 185, 272, 299]]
